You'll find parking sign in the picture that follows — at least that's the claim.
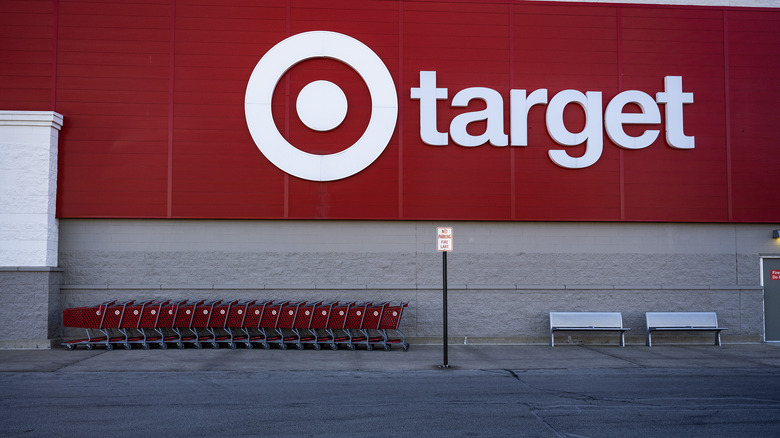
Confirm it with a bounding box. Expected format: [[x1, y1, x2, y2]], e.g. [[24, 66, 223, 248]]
[[437, 227, 453, 252]]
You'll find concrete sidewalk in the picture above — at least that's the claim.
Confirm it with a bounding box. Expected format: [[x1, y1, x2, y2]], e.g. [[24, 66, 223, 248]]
[[1, 343, 779, 373]]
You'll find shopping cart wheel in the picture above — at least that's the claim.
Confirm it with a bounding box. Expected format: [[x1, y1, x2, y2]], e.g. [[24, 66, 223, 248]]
[[295, 343, 304, 350], [105, 344, 113, 351], [211, 342, 219, 349], [279, 343, 287, 350], [262, 343, 270, 350], [366, 344, 373, 351], [402, 343, 409, 352], [123, 344, 131, 350], [347, 344, 355, 351], [159, 342, 167, 350], [176, 342, 184, 349], [194, 343, 202, 350], [383, 344, 391, 351], [330, 344, 338, 351], [66, 344, 74, 351], [245, 342, 253, 349], [142, 343, 150, 350], [313, 343, 321, 351], [229, 342, 237, 350]]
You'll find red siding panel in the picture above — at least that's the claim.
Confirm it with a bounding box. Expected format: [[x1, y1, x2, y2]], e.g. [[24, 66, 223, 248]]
[[55, 0, 171, 217], [620, 7, 729, 222], [0, 0, 54, 110], [2, 1, 777, 222], [727, 9, 780, 222]]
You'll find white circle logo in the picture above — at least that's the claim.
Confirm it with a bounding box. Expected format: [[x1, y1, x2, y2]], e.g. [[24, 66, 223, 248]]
[[245, 31, 398, 181], [296, 80, 348, 131]]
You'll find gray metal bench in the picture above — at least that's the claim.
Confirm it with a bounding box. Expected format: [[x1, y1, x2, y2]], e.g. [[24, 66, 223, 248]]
[[549, 312, 629, 347], [645, 312, 728, 347]]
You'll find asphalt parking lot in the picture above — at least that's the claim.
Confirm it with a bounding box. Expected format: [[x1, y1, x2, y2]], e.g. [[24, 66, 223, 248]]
[[1, 343, 779, 437]]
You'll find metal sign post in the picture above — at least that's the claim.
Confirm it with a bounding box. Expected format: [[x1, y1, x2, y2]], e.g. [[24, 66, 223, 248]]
[[436, 227, 453, 368]]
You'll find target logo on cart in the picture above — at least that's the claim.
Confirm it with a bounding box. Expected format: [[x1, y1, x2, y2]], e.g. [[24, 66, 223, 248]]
[[245, 31, 398, 182]]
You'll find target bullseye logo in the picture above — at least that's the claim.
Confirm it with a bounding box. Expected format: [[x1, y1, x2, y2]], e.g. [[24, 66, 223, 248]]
[[296, 80, 348, 132], [245, 31, 398, 181]]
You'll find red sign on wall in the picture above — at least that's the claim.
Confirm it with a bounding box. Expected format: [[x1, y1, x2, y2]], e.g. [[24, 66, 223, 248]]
[[2, 1, 779, 222], [772, 270, 780, 281]]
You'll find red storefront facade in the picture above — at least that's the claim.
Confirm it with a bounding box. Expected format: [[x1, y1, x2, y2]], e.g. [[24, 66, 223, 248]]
[[1, 0, 779, 348], [2, 0, 779, 222]]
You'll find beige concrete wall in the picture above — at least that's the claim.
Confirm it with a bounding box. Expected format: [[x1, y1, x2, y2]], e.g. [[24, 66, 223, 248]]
[[55, 219, 779, 344]]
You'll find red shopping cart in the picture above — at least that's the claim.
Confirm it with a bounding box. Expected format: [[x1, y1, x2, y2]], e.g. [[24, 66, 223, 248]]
[[290, 301, 321, 350], [241, 300, 272, 349], [377, 302, 409, 351], [307, 301, 337, 350], [62, 300, 133, 350], [61, 297, 410, 352], [359, 302, 390, 351], [274, 301, 304, 350], [62, 301, 115, 350], [223, 300, 254, 349], [205, 300, 237, 348], [325, 301, 363, 350], [258, 301, 287, 349]]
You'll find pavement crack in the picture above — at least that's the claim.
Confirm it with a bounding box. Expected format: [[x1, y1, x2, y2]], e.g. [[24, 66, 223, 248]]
[[528, 406, 568, 438], [503, 369, 600, 405], [53, 351, 106, 372], [505, 368, 521, 381], [583, 345, 645, 367]]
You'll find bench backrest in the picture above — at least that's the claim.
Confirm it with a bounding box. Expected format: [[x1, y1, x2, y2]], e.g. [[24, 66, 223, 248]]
[[645, 312, 719, 328], [550, 312, 624, 328]]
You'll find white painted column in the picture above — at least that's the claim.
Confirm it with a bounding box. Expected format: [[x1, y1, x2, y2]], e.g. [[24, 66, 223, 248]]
[[0, 111, 64, 267]]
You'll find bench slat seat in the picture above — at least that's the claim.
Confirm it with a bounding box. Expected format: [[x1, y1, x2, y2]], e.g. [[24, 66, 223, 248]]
[[645, 312, 728, 347], [549, 312, 629, 347]]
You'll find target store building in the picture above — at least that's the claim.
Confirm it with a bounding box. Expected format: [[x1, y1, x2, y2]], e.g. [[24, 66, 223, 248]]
[[1, 0, 780, 348]]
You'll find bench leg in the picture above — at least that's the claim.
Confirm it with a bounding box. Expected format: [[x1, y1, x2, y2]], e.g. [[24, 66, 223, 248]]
[[646, 330, 652, 347], [620, 331, 625, 347], [550, 330, 555, 347], [716, 331, 721, 346]]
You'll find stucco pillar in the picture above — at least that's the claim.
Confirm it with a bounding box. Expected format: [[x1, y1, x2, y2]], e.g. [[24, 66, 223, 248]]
[[0, 111, 64, 348]]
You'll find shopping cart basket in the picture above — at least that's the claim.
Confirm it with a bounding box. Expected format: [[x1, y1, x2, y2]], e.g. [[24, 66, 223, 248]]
[[116, 300, 154, 350], [223, 300, 254, 349], [358, 302, 391, 351], [258, 301, 287, 349], [307, 301, 337, 350], [241, 300, 272, 349], [205, 300, 237, 348], [342, 302, 373, 350], [325, 301, 359, 350], [62, 300, 133, 350], [273, 301, 304, 350], [290, 301, 321, 350], [377, 302, 409, 351], [151, 300, 180, 349], [62, 301, 115, 350]]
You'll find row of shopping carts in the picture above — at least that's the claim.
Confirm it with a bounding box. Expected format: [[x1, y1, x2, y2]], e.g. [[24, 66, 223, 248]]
[[61, 300, 409, 352]]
